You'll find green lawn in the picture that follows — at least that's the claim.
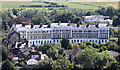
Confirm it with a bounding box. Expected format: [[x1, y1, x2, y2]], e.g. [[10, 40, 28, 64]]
[[56, 2, 99, 9], [1, 2, 50, 9], [1, 1, 118, 10]]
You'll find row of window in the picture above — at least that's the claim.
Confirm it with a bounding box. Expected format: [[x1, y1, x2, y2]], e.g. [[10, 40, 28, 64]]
[[22, 35, 51, 39], [30, 39, 108, 45], [19, 29, 108, 34], [22, 34, 108, 39]]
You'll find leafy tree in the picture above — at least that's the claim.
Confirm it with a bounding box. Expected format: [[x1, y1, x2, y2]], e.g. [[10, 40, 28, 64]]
[[73, 17, 82, 23], [31, 14, 50, 25], [68, 43, 73, 49], [16, 58, 24, 67], [105, 6, 116, 18], [92, 43, 100, 48], [52, 56, 73, 70], [74, 64, 84, 70], [113, 16, 119, 27], [36, 58, 54, 70], [86, 11, 94, 16], [105, 41, 118, 51], [76, 49, 98, 69], [76, 49, 116, 69], [2, 13, 11, 31], [85, 41, 92, 46], [61, 38, 70, 49], [2, 59, 15, 70], [2, 46, 10, 61], [106, 61, 120, 70], [99, 46, 107, 52], [109, 28, 114, 38], [78, 43, 88, 49], [36, 43, 64, 59], [95, 7, 106, 15], [55, 12, 76, 23], [12, 8, 18, 16], [31, 15, 44, 25], [72, 44, 79, 49], [4, 9, 16, 19], [118, 30, 120, 45], [47, 48, 59, 59]]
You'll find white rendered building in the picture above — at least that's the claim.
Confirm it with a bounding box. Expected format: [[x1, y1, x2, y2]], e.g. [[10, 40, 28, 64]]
[[82, 15, 112, 24], [11, 22, 109, 46]]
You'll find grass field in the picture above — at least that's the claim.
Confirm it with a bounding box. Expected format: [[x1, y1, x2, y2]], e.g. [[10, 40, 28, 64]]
[[81, 2, 118, 9], [1, 1, 118, 10]]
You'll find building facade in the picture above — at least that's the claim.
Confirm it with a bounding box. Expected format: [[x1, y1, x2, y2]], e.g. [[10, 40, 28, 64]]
[[11, 22, 109, 46], [82, 15, 112, 24]]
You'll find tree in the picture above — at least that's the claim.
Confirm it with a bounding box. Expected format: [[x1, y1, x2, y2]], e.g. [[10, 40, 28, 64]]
[[72, 44, 79, 49], [99, 46, 107, 52], [109, 28, 115, 38], [112, 16, 119, 27], [118, 30, 120, 45], [105, 41, 118, 51], [12, 8, 18, 15], [47, 48, 59, 59], [86, 11, 94, 16], [76, 49, 98, 69], [37, 43, 64, 59], [2, 59, 15, 70], [84, 41, 92, 46], [78, 43, 88, 49], [2, 13, 11, 31], [105, 6, 116, 18], [76, 49, 116, 69], [73, 17, 82, 23], [61, 38, 70, 49], [106, 61, 120, 70], [52, 56, 73, 70], [92, 43, 100, 48], [68, 43, 73, 49], [2, 46, 10, 61], [95, 7, 106, 15], [55, 12, 76, 23], [31, 15, 44, 25], [36, 58, 54, 70]]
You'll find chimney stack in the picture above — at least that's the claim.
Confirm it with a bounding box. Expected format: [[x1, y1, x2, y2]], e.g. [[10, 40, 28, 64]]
[[39, 23, 43, 28], [47, 21, 51, 28], [22, 23, 25, 27], [86, 23, 89, 28], [106, 21, 109, 27], [67, 20, 71, 26], [31, 24, 34, 28], [77, 22, 80, 27], [58, 21, 61, 25], [95, 22, 99, 28]]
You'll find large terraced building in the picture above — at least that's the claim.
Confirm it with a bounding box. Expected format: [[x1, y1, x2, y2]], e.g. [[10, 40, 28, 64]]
[[11, 22, 109, 46]]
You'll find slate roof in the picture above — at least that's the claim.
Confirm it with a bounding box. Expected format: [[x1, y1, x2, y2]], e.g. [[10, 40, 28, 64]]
[[64, 48, 81, 56], [6, 30, 18, 37], [109, 51, 120, 57], [15, 22, 108, 29], [23, 50, 30, 56]]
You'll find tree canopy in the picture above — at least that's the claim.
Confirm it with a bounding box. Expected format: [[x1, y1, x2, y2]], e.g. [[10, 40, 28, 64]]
[[76, 49, 116, 69], [36, 58, 54, 70], [52, 56, 74, 70], [2, 59, 15, 70]]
